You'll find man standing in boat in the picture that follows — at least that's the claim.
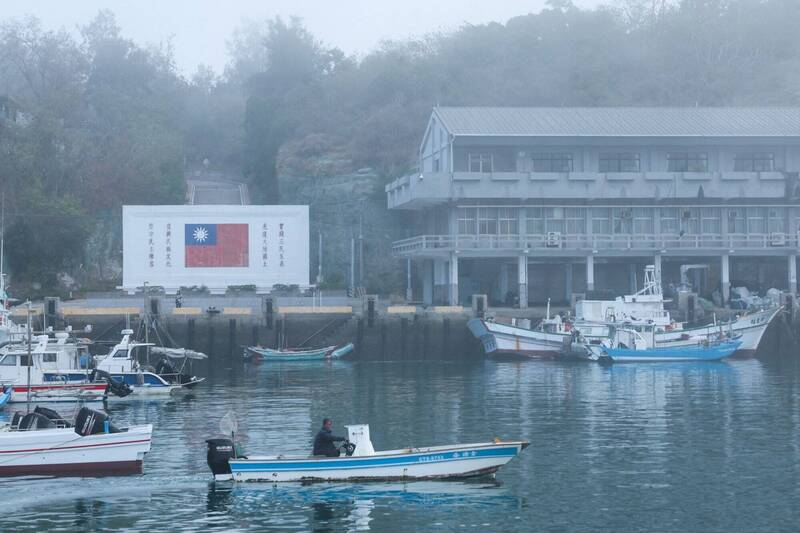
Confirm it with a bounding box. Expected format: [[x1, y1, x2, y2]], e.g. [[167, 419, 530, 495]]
[[313, 418, 347, 457]]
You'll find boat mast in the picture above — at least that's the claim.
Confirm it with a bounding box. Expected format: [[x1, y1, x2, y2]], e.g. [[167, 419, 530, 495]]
[[0, 192, 5, 305], [26, 301, 32, 413]]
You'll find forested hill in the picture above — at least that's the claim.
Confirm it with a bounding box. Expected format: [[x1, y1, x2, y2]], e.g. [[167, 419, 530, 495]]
[[1, 1, 800, 293]]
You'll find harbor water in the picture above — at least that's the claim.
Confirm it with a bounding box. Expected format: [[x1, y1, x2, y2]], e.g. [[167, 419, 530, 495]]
[[1, 354, 799, 531]]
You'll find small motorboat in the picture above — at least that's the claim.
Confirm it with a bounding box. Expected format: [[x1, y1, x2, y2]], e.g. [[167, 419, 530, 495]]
[[244, 343, 353, 362], [0, 406, 152, 477], [93, 330, 205, 396], [206, 423, 528, 482]]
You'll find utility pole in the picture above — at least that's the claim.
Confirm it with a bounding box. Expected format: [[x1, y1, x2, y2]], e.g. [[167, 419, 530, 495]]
[[406, 258, 413, 302], [349, 229, 355, 296], [358, 203, 364, 288], [317, 230, 323, 284]]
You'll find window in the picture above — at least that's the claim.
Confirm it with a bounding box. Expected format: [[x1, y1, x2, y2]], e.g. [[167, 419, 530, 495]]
[[768, 207, 786, 233], [600, 153, 640, 172], [611, 208, 633, 234], [565, 208, 586, 234], [532, 153, 573, 172], [0, 355, 16, 366], [545, 208, 566, 233], [20, 355, 31, 367], [526, 208, 544, 234], [592, 208, 611, 234], [700, 208, 721, 234], [42, 353, 57, 363], [746, 207, 767, 233], [727, 208, 746, 233], [633, 208, 654, 234], [667, 152, 708, 172], [457, 207, 477, 235], [734, 153, 774, 172], [113, 349, 129, 359], [498, 208, 519, 235], [468, 153, 493, 173], [660, 208, 679, 234], [477, 207, 498, 235]]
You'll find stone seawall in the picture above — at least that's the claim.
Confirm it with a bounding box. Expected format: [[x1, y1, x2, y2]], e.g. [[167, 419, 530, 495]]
[[56, 313, 485, 363]]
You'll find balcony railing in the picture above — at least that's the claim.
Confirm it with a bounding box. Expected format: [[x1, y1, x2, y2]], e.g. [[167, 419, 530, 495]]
[[391, 232, 800, 255]]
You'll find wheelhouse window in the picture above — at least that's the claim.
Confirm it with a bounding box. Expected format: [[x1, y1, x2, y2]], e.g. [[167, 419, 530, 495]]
[[42, 353, 58, 363], [734, 152, 774, 172], [532, 153, 573, 172], [113, 349, 129, 359], [600, 153, 640, 172], [0, 355, 16, 366], [667, 152, 708, 172], [468, 153, 493, 173], [20, 355, 31, 366]]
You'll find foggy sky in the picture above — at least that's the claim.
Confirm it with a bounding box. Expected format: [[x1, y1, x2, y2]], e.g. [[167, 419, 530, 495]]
[[2, 0, 605, 75]]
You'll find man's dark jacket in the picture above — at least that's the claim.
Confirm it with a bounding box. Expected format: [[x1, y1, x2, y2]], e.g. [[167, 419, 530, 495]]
[[313, 427, 345, 457]]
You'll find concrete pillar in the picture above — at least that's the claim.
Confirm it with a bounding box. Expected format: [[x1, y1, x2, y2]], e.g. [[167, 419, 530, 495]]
[[565, 262, 573, 303], [423, 259, 433, 306], [406, 258, 413, 302], [433, 258, 447, 305], [498, 261, 510, 303], [518, 255, 528, 309], [448, 252, 459, 306], [586, 255, 595, 292], [789, 254, 797, 296], [721, 254, 730, 304], [629, 262, 638, 293]]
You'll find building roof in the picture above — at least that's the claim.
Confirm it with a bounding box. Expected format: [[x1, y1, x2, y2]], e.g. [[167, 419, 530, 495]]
[[433, 107, 800, 137]]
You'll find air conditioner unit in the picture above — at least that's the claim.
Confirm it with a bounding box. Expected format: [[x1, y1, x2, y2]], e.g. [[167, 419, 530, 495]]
[[770, 232, 787, 246], [546, 231, 562, 248]]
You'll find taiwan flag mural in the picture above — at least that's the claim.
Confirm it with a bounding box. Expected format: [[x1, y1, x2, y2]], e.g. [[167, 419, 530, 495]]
[[185, 223, 249, 267]]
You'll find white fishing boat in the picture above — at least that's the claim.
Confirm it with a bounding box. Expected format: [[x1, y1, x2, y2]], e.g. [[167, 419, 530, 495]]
[[0, 406, 152, 477], [93, 330, 205, 396], [469, 266, 781, 358], [0, 333, 111, 403], [207, 423, 528, 482]]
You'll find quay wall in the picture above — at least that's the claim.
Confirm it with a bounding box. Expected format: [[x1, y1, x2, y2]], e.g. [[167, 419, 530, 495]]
[[25, 305, 799, 369]]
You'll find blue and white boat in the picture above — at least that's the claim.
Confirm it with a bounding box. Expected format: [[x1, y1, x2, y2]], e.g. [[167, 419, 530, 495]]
[[207, 424, 528, 482], [244, 343, 354, 362], [591, 335, 742, 363], [93, 330, 205, 396]]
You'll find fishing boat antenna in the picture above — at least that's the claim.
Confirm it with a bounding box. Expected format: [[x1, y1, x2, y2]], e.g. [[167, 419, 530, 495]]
[[26, 301, 32, 413]]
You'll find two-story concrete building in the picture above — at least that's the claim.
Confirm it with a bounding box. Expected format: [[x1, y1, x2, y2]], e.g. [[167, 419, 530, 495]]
[[386, 107, 800, 307]]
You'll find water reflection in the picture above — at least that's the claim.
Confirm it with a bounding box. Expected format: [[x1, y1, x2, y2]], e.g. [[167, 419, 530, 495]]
[[0, 357, 798, 532]]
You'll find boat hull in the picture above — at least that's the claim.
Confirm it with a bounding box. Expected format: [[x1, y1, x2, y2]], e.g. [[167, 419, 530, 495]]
[[0, 424, 152, 477], [600, 340, 741, 363], [245, 346, 339, 362], [467, 319, 564, 358], [654, 307, 780, 356], [225, 442, 527, 483], [9, 382, 107, 403]]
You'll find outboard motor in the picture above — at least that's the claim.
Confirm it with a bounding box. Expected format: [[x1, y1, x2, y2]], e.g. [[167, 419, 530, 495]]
[[34, 406, 71, 427], [91, 369, 133, 398], [19, 412, 56, 430], [206, 438, 235, 479], [345, 424, 375, 457], [74, 407, 119, 436]]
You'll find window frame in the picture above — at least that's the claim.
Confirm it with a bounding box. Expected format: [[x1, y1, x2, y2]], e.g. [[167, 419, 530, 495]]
[[667, 152, 709, 172], [734, 152, 775, 172], [531, 153, 574, 173], [599, 152, 641, 173], [468, 153, 493, 173]]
